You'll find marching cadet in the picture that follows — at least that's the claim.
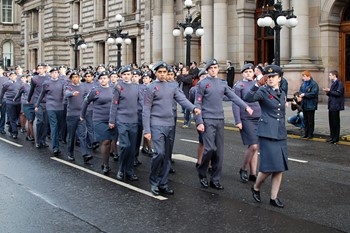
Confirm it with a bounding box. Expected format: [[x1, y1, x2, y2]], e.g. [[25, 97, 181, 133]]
[[109, 70, 119, 87], [14, 74, 35, 141], [143, 61, 201, 196], [189, 68, 207, 167], [0, 66, 7, 134], [132, 69, 143, 167], [108, 70, 120, 161], [27, 63, 50, 148], [139, 71, 154, 156], [35, 67, 65, 155], [82, 71, 99, 150], [65, 71, 92, 163], [0, 71, 21, 139], [166, 65, 178, 173], [81, 71, 115, 175], [194, 59, 253, 190], [244, 64, 288, 208], [232, 63, 261, 183], [109, 65, 140, 181]]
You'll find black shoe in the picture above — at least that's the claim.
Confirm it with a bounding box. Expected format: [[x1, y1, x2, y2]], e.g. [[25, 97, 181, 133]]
[[126, 174, 139, 181], [101, 165, 111, 175], [110, 152, 119, 161], [20, 128, 26, 133], [67, 155, 75, 161], [159, 187, 174, 195], [301, 135, 308, 139], [40, 143, 49, 147], [270, 198, 284, 208], [116, 171, 124, 181], [307, 136, 313, 139], [61, 140, 67, 144], [249, 175, 257, 182], [26, 136, 34, 141], [171, 159, 175, 164], [239, 169, 248, 183], [141, 147, 149, 154], [195, 163, 200, 168], [53, 149, 61, 155], [148, 148, 155, 156], [0, 130, 6, 134], [330, 140, 339, 144], [151, 185, 159, 196], [12, 134, 18, 139], [35, 143, 42, 149], [251, 186, 261, 203], [92, 142, 99, 150], [199, 177, 209, 188], [210, 181, 224, 190], [83, 154, 93, 163], [87, 144, 92, 149], [326, 138, 334, 142], [169, 167, 176, 174]]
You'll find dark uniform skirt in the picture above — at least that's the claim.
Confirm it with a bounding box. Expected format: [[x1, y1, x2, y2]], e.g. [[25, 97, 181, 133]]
[[240, 118, 259, 145], [94, 121, 117, 141], [258, 137, 288, 172], [22, 103, 35, 121]]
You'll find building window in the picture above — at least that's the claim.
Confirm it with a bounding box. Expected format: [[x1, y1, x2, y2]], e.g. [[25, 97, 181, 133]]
[[95, 0, 106, 21], [96, 41, 106, 65], [2, 0, 13, 23], [3, 41, 14, 68], [73, 1, 81, 25]]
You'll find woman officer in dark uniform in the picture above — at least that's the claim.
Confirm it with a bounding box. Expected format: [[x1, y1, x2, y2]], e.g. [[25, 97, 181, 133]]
[[244, 64, 288, 208]]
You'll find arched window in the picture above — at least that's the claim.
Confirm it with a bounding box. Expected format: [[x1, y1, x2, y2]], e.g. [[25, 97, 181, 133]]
[[3, 41, 14, 68], [2, 0, 13, 23]]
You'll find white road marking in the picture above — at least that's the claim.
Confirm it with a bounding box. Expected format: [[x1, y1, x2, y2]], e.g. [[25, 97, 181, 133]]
[[288, 158, 308, 163], [172, 154, 197, 163], [180, 139, 199, 144], [51, 157, 168, 201], [0, 137, 23, 148]]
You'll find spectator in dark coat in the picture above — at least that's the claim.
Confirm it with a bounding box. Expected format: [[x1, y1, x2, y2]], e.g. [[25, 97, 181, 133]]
[[323, 70, 345, 144], [226, 60, 235, 88], [298, 70, 319, 139]]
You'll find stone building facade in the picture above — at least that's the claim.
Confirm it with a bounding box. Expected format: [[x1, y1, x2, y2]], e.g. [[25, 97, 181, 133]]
[[0, 0, 22, 69], [12, 0, 350, 99]]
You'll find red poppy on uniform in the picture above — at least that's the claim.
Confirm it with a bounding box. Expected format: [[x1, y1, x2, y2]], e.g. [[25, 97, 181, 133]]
[[269, 94, 273, 99], [197, 96, 202, 102], [206, 83, 210, 88], [96, 91, 100, 95], [121, 87, 124, 92], [154, 86, 159, 91], [114, 100, 118, 105], [241, 83, 245, 87]]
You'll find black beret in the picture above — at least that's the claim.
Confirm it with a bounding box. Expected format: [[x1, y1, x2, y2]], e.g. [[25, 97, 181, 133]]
[[132, 69, 141, 76], [256, 65, 264, 73], [120, 65, 132, 74], [69, 71, 80, 79], [98, 70, 109, 79], [49, 67, 59, 73], [8, 70, 16, 75], [264, 65, 283, 77], [83, 70, 94, 77], [198, 68, 208, 77], [152, 61, 168, 72], [205, 59, 218, 70], [142, 71, 152, 78], [37, 63, 46, 67], [96, 64, 105, 69], [109, 70, 118, 76], [167, 65, 175, 73], [240, 63, 254, 73]]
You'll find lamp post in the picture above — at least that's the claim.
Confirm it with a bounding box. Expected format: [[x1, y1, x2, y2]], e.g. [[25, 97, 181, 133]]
[[71, 24, 87, 70], [173, 0, 204, 66], [257, 0, 298, 66], [107, 14, 132, 69]]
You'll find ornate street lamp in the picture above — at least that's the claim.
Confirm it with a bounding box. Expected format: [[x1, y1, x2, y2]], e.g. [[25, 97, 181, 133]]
[[257, 0, 298, 66], [71, 24, 87, 70], [107, 14, 132, 69], [173, 0, 204, 66]]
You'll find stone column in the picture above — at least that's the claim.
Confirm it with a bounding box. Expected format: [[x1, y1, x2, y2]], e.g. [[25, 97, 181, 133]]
[[201, 0, 213, 62], [213, 0, 227, 64], [162, 0, 175, 64], [289, 0, 312, 64], [152, 0, 162, 63], [280, 0, 290, 65], [38, 7, 44, 62], [143, 0, 152, 64]]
